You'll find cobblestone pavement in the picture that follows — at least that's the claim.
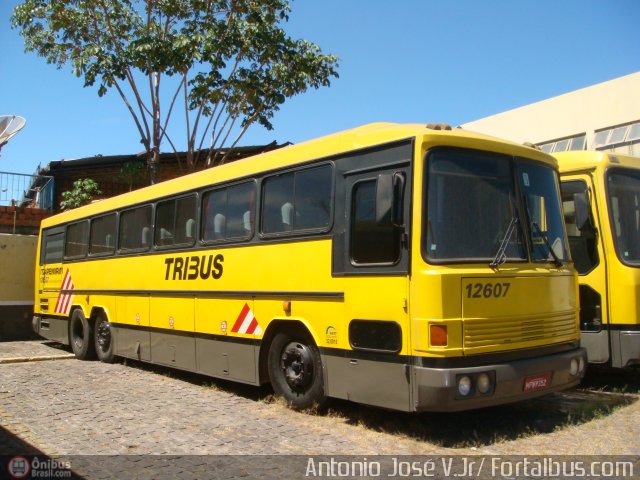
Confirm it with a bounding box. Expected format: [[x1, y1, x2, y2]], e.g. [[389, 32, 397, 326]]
[[1, 341, 639, 478]]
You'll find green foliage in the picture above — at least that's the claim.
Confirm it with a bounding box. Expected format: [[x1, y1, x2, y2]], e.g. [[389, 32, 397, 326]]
[[12, 0, 340, 182], [60, 178, 102, 210], [118, 161, 145, 190]]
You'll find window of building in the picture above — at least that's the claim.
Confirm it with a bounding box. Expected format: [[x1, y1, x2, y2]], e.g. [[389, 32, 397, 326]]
[[609, 126, 628, 145], [155, 195, 197, 247], [554, 138, 570, 152], [593, 130, 611, 149], [594, 121, 640, 150], [569, 135, 586, 151], [261, 165, 332, 235], [90, 214, 117, 255], [628, 123, 640, 142], [540, 143, 554, 153], [119, 205, 152, 251], [202, 182, 255, 242], [65, 221, 89, 258], [538, 133, 586, 153]]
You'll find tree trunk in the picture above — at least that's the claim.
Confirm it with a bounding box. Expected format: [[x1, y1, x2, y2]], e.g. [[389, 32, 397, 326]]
[[148, 149, 160, 185]]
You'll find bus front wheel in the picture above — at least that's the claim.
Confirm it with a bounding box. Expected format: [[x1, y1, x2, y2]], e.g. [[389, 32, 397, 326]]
[[94, 311, 115, 363], [267, 331, 326, 410], [69, 309, 96, 360]]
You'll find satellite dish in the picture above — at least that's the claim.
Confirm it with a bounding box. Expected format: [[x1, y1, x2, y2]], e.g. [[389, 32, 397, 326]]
[[0, 115, 27, 153]]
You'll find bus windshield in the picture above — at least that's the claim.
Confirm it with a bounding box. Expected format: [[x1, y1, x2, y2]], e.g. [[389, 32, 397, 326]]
[[607, 168, 640, 265], [424, 150, 568, 264]]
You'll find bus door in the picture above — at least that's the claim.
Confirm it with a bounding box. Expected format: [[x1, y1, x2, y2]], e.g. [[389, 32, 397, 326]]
[[329, 142, 413, 410], [38, 226, 67, 343], [560, 176, 610, 363]]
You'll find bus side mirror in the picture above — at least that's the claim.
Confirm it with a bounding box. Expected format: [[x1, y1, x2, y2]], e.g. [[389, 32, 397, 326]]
[[376, 172, 406, 227], [574, 192, 594, 232]]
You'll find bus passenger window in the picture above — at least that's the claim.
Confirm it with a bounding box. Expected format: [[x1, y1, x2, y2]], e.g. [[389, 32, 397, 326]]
[[261, 165, 332, 235], [155, 200, 176, 245], [202, 182, 255, 242], [119, 205, 152, 251], [262, 174, 294, 234], [65, 221, 89, 258], [41, 230, 64, 264], [89, 214, 116, 255], [155, 195, 196, 247], [294, 166, 331, 230]]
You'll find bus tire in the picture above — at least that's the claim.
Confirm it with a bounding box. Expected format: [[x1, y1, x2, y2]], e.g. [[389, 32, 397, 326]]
[[94, 311, 115, 363], [267, 330, 326, 410], [69, 309, 96, 360]]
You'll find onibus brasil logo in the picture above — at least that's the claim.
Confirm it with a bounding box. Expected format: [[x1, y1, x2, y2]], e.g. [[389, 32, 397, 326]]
[[7, 456, 72, 478]]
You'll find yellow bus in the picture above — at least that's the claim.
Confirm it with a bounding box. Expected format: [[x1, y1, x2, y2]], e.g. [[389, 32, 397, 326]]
[[33, 123, 586, 412], [556, 150, 640, 368]]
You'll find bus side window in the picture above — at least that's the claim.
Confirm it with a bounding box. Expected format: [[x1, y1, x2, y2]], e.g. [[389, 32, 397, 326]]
[[89, 213, 116, 255], [560, 180, 599, 274], [202, 182, 254, 242], [41, 230, 64, 264], [261, 165, 332, 235], [351, 179, 400, 264], [155, 195, 196, 247], [120, 205, 152, 251], [174, 196, 196, 245], [262, 173, 294, 234], [155, 200, 176, 246], [65, 221, 89, 259]]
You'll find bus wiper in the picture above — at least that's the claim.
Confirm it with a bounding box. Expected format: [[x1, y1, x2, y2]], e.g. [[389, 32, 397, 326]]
[[531, 221, 563, 268], [490, 216, 518, 269]]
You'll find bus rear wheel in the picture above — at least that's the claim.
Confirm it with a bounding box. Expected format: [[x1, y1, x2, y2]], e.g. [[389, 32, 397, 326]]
[[94, 311, 115, 363], [267, 331, 326, 410], [69, 309, 96, 360]]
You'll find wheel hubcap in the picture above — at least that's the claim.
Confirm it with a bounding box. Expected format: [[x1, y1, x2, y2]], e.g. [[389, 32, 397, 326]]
[[280, 342, 314, 392]]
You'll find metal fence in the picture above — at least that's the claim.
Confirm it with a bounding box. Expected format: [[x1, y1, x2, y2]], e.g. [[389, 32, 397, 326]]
[[0, 171, 54, 211]]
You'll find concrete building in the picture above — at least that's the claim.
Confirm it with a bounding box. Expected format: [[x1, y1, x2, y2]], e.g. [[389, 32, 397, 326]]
[[462, 71, 640, 156]]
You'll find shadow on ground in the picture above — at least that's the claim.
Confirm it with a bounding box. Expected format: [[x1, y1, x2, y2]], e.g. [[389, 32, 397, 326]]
[[117, 353, 638, 449], [0, 425, 86, 479]]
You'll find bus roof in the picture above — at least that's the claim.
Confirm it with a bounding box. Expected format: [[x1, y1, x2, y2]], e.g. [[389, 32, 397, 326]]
[[554, 150, 640, 174], [42, 122, 554, 227]]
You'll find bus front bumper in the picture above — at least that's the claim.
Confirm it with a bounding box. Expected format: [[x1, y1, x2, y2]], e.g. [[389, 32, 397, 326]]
[[412, 347, 587, 412]]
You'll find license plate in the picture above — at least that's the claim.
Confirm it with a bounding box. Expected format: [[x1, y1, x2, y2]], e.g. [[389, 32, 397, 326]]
[[523, 372, 551, 392]]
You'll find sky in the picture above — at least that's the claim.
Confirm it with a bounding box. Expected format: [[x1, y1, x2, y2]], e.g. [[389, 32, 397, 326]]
[[1, 0, 639, 175]]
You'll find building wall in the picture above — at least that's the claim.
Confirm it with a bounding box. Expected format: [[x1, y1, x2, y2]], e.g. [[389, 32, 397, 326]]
[[0, 234, 38, 340], [462, 71, 640, 155], [0, 206, 48, 235]]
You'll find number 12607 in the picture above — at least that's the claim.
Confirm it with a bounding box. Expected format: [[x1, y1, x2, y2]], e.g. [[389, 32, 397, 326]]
[[465, 282, 511, 299]]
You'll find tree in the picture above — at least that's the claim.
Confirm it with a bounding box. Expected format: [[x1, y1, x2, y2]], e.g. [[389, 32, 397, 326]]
[[12, 0, 339, 184], [118, 161, 146, 191], [60, 178, 102, 210]]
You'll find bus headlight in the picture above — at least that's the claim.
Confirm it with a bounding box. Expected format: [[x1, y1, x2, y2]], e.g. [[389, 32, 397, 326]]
[[570, 358, 579, 376], [458, 376, 472, 396], [579, 356, 585, 374], [476, 373, 491, 394]]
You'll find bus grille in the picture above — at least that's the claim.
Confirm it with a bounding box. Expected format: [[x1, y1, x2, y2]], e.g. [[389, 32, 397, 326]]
[[463, 311, 577, 349]]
